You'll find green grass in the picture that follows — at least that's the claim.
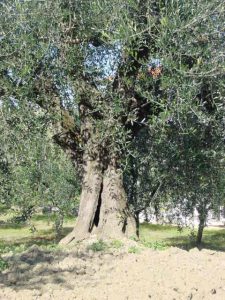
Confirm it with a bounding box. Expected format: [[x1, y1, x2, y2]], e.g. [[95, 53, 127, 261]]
[[0, 220, 73, 242], [0, 213, 74, 271], [0, 211, 75, 242], [128, 246, 141, 254], [139, 223, 225, 251], [31, 214, 75, 222], [0, 212, 75, 270], [110, 239, 123, 249], [87, 240, 108, 252], [0, 212, 225, 271], [0, 258, 8, 271]]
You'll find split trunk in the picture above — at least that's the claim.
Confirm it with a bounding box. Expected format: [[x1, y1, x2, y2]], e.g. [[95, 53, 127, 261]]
[[60, 156, 136, 244]]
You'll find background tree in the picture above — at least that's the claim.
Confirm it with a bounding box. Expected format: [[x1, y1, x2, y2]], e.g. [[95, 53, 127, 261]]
[[124, 128, 164, 235], [0, 94, 80, 233], [148, 99, 224, 244]]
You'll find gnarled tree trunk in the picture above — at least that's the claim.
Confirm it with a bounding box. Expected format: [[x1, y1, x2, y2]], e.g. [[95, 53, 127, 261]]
[[59, 156, 136, 245]]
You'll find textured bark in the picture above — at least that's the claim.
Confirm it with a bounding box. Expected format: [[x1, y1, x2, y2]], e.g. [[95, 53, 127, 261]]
[[59, 157, 103, 244], [94, 164, 136, 239], [134, 212, 140, 237], [197, 218, 205, 245], [60, 159, 136, 245]]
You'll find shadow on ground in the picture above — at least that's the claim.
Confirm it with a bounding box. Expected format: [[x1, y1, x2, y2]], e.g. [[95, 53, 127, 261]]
[[165, 229, 225, 252], [0, 242, 99, 293]]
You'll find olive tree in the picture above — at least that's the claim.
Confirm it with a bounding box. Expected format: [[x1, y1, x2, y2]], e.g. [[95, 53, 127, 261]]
[[1, 0, 224, 244]]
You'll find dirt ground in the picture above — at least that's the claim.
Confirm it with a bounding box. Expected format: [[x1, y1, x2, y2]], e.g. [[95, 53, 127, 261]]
[[0, 240, 225, 300]]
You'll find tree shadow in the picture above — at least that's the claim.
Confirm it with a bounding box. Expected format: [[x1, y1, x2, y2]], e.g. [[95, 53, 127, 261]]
[[0, 243, 96, 293], [141, 223, 176, 231], [0, 221, 28, 229], [165, 229, 225, 252], [0, 227, 74, 264]]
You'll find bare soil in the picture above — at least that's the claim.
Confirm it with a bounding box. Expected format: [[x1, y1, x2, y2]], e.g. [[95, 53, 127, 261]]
[[0, 240, 225, 300]]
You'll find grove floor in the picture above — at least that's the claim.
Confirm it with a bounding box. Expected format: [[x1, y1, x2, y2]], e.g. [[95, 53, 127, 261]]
[[0, 240, 225, 300], [0, 213, 225, 300]]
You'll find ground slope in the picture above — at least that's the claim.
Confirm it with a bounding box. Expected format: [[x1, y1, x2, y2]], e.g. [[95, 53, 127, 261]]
[[0, 241, 225, 300]]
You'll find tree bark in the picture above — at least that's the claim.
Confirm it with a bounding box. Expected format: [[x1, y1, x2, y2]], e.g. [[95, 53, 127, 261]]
[[59, 157, 136, 245], [196, 217, 205, 245], [134, 212, 140, 237]]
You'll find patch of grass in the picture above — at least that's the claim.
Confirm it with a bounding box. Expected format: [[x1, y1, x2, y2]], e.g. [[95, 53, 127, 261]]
[[201, 229, 225, 251], [0, 241, 28, 272], [128, 246, 140, 254], [139, 223, 225, 251], [31, 214, 54, 222], [0, 212, 74, 242], [0, 213, 69, 271], [0, 239, 57, 257], [88, 240, 108, 252], [110, 240, 123, 249], [32, 213, 75, 222], [142, 240, 168, 250], [0, 212, 224, 271], [0, 238, 58, 272], [0, 222, 27, 229], [129, 235, 139, 242], [141, 223, 176, 231], [0, 242, 26, 255], [0, 212, 74, 272], [139, 223, 188, 250], [166, 228, 225, 251], [0, 258, 8, 271]]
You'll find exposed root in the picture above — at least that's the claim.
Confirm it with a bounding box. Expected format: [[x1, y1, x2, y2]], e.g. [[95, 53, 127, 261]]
[[59, 231, 89, 245], [59, 233, 75, 245]]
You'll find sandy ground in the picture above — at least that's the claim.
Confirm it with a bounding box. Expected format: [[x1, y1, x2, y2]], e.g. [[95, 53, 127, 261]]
[[0, 241, 225, 300]]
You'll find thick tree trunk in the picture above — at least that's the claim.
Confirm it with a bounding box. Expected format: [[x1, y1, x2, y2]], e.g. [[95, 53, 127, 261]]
[[59, 158, 136, 245]]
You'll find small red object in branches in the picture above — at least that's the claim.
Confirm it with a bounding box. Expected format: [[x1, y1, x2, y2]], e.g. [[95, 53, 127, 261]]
[[148, 66, 163, 79]]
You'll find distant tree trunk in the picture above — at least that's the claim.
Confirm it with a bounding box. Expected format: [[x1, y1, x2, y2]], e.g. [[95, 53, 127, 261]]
[[60, 155, 136, 245], [196, 204, 208, 245], [134, 212, 140, 237], [154, 200, 160, 223], [196, 217, 205, 245], [144, 209, 149, 222]]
